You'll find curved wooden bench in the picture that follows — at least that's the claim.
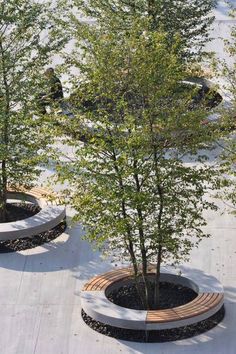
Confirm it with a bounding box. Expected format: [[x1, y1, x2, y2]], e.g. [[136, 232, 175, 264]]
[[7, 186, 61, 206], [82, 267, 134, 291], [146, 293, 223, 326], [0, 187, 66, 241], [81, 267, 224, 331]]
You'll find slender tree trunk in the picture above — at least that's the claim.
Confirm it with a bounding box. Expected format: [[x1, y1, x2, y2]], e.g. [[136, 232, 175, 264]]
[[0, 39, 9, 223], [154, 244, 162, 309], [132, 155, 151, 309], [153, 184, 164, 308], [0, 160, 7, 222], [149, 111, 165, 309]]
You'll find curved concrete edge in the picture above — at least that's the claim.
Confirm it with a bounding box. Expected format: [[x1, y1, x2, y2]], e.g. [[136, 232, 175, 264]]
[[81, 267, 224, 331], [81, 291, 147, 330], [184, 77, 232, 124], [6, 192, 46, 208], [0, 192, 66, 241]]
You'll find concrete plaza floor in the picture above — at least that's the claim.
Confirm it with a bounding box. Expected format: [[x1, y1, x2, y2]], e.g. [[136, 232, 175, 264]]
[[0, 2, 236, 353], [0, 166, 235, 354]]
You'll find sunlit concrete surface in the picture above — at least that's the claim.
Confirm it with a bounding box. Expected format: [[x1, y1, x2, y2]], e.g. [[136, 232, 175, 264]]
[[0, 1, 236, 353], [0, 165, 235, 354], [206, 1, 236, 63]]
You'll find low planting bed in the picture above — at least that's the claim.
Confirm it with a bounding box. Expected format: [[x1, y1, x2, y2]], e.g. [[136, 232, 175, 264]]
[[81, 266, 224, 342], [0, 187, 66, 252]]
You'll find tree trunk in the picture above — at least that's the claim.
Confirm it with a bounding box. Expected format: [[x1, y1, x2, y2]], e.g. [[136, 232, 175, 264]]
[[0, 160, 7, 222], [132, 157, 151, 308], [0, 39, 9, 223], [151, 118, 164, 309], [153, 184, 164, 309], [154, 244, 162, 309]]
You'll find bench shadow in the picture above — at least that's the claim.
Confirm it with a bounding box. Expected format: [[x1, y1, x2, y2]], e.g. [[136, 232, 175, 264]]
[[0, 216, 104, 273]]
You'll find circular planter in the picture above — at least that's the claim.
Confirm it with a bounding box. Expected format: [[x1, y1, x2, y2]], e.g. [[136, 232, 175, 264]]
[[0, 188, 66, 241], [77, 78, 230, 143], [81, 266, 224, 332], [185, 77, 231, 125]]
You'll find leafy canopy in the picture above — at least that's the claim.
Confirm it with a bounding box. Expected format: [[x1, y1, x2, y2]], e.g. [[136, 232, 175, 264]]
[[0, 0, 69, 220]]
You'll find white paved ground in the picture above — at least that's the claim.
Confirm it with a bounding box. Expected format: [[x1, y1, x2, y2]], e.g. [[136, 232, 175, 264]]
[[1, 2, 236, 353], [0, 171, 235, 354]]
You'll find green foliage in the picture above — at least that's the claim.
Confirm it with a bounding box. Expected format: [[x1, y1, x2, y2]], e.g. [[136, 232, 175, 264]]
[[55, 22, 221, 308], [0, 0, 69, 221], [72, 0, 217, 59], [210, 7, 236, 213]]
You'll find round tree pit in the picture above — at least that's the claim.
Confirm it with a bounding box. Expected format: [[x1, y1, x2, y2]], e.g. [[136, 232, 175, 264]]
[[108, 281, 198, 310]]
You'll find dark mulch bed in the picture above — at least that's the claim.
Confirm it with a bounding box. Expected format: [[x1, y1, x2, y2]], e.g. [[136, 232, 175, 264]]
[[0, 203, 66, 252], [82, 306, 225, 343], [82, 280, 225, 342], [108, 281, 197, 310], [2, 202, 40, 223]]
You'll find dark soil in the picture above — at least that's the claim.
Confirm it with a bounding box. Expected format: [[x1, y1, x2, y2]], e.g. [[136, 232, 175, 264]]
[[108, 281, 197, 310], [192, 85, 223, 110], [82, 306, 225, 343], [0, 203, 67, 252], [3, 202, 40, 223]]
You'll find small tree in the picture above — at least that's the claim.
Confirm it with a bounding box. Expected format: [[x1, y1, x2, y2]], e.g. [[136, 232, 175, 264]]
[[0, 0, 68, 222], [56, 22, 220, 309], [73, 0, 217, 59]]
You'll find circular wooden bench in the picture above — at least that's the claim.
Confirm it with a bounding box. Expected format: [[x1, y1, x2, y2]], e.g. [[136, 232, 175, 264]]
[[0, 187, 66, 241], [81, 266, 224, 330]]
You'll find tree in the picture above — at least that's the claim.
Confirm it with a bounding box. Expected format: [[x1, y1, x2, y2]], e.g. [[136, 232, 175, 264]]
[[0, 0, 69, 222], [211, 8, 236, 212], [72, 0, 217, 59], [55, 22, 221, 309]]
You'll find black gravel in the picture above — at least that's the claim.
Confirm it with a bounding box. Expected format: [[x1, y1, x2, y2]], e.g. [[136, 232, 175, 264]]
[[82, 306, 225, 343], [0, 203, 66, 252], [108, 281, 197, 310], [0, 220, 66, 253]]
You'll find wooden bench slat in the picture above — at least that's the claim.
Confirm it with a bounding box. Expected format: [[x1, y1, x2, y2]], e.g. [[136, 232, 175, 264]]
[[173, 300, 223, 321], [83, 270, 127, 289], [173, 293, 210, 310], [147, 311, 181, 322], [8, 187, 53, 199], [92, 275, 131, 291], [84, 266, 160, 291], [85, 272, 132, 291], [146, 293, 223, 323], [146, 293, 208, 322], [83, 268, 133, 291]]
